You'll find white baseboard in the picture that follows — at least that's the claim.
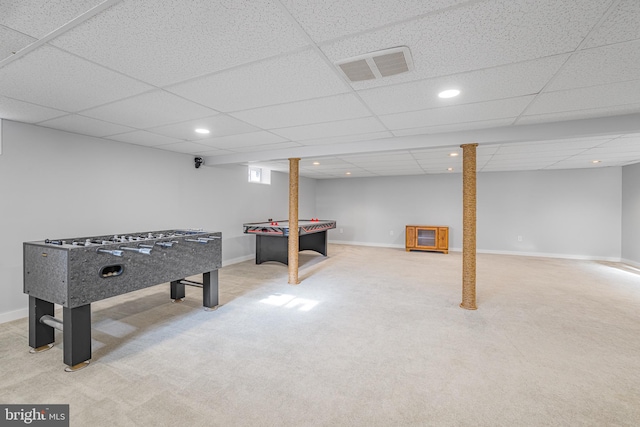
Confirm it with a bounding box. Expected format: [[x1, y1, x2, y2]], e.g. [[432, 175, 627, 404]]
[[476, 249, 621, 262], [328, 240, 621, 262], [329, 240, 405, 249], [0, 307, 28, 324]]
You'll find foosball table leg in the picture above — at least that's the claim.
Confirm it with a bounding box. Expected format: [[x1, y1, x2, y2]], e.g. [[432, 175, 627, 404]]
[[202, 271, 219, 310], [170, 280, 185, 302], [29, 296, 54, 351], [63, 304, 91, 371]]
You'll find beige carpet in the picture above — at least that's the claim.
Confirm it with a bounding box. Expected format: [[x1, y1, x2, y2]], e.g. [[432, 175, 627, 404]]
[[1, 244, 639, 426]]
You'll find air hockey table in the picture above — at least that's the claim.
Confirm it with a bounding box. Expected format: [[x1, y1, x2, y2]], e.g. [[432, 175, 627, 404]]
[[243, 219, 336, 265]]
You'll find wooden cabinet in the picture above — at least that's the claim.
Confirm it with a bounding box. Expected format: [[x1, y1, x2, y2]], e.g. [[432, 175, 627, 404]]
[[405, 225, 448, 254]]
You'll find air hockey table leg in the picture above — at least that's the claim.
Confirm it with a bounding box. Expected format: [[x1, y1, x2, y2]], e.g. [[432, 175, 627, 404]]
[[63, 304, 91, 371], [29, 296, 54, 351], [299, 231, 328, 256], [202, 271, 219, 310]]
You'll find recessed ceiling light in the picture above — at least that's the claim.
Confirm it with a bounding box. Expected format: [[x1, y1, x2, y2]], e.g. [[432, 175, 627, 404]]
[[346, 172, 352, 175], [195, 128, 210, 134], [592, 160, 601, 164], [449, 152, 459, 157], [438, 89, 460, 99], [447, 167, 454, 171], [313, 161, 320, 165]]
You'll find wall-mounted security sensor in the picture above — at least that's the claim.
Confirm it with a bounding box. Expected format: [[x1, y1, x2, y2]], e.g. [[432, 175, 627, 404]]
[[194, 157, 203, 168]]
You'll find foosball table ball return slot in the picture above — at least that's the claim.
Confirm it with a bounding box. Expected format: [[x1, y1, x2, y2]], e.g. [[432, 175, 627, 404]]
[[24, 229, 222, 371]]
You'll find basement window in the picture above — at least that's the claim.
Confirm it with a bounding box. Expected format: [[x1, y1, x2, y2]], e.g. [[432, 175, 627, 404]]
[[248, 166, 271, 185]]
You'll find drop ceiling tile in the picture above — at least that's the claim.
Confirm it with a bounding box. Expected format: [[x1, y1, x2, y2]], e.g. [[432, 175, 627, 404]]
[[579, 152, 640, 163], [305, 163, 360, 171], [596, 137, 640, 150], [481, 165, 549, 172], [340, 152, 416, 163], [195, 148, 240, 157], [547, 153, 639, 168], [380, 96, 534, 130], [0, 45, 154, 111], [105, 130, 182, 147], [154, 142, 214, 154], [477, 146, 501, 156], [149, 114, 259, 141], [301, 158, 352, 167], [81, 90, 218, 130], [365, 169, 425, 176], [581, 145, 640, 157], [272, 117, 387, 141], [0, 96, 67, 123], [321, 0, 609, 89], [0, 26, 36, 61], [300, 171, 334, 179], [488, 155, 573, 164], [362, 165, 424, 172], [340, 170, 377, 178], [410, 147, 460, 157], [191, 148, 236, 157], [0, 0, 104, 38], [230, 94, 371, 129], [50, 0, 310, 86], [546, 40, 640, 91], [494, 137, 614, 155], [544, 162, 607, 170], [491, 150, 583, 160], [297, 131, 393, 146], [524, 80, 640, 116], [359, 55, 567, 115], [227, 141, 304, 153], [167, 49, 349, 112], [281, 0, 469, 42], [416, 154, 460, 166], [411, 145, 499, 158], [618, 133, 640, 141], [247, 161, 290, 172], [392, 118, 516, 136], [39, 114, 136, 138], [314, 162, 359, 173], [581, 0, 640, 49], [423, 167, 460, 174], [196, 131, 288, 149], [516, 102, 640, 125]]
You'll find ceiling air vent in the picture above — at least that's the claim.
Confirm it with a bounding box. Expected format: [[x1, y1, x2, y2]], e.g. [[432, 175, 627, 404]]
[[335, 46, 414, 82]]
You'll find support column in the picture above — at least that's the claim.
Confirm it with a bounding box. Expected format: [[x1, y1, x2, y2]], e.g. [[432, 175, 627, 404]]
[[460, 143, 478, 310], [288, 158, 300, 284]]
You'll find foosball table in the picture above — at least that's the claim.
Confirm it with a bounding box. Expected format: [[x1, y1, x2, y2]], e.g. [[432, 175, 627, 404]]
[[23, 229, 222, 371]]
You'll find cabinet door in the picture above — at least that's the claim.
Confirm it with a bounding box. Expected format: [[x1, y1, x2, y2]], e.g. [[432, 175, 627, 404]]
[[406, 226, 416, 248], [416, 228, 436, 249], [437, 227, 448, 250]]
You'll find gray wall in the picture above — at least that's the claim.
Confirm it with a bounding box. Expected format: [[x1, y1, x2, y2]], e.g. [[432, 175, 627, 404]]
[[317, 167, 622, 260], [0, 121, 316, 321], [622, 162, 640, 266]]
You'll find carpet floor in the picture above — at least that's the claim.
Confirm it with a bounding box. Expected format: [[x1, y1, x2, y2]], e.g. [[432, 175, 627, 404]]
[[1, 244, 639, 426]]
